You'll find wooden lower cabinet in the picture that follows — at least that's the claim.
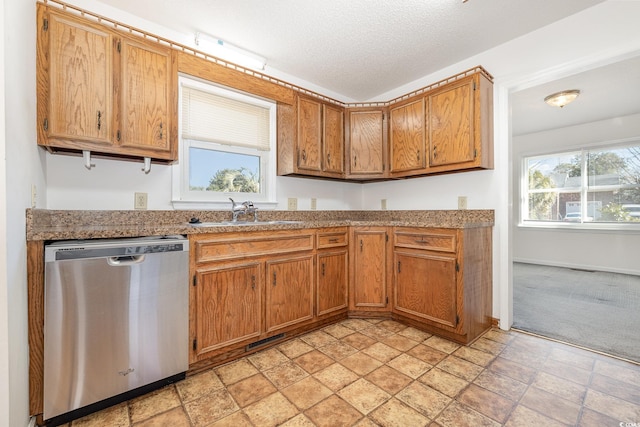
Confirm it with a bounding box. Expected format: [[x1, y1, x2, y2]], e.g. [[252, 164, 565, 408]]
[[317, 250, 348, 316], [391, 227, 492, 344], [265, 254, 314, 333], [349, 227, 391, 313], [193, 261, 262, 358]]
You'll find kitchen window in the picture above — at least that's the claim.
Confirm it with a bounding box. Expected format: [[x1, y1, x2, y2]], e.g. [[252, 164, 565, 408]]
[[522, 142, 640, 226], [172, 76, 277, 209]]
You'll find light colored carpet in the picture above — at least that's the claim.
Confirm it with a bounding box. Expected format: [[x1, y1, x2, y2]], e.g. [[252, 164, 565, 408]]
[[513, 262, 640, 363]]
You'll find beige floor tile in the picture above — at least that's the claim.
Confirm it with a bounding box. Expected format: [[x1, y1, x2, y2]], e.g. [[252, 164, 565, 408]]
[[243, 392, 299, 427], [227, 373, 277, 407], [279, 413, 316, 427], [294, 349, 335, 374], [424, 335, 461, 354], [382, 334, 420, 352], [314, 362, 360, 391], [541, 357, 592, 385], [482, 328, 514, 344], [176, 369, 224, 403], [548, 346, 596, 372], [340, 352, 384, 376], [487, 356, 537, 384], [470, 337, 506, 355], [520, 386, 581, 425], [323, 323, 355, 339], [377, 319, 408, 333], [215, 358, 259, 386], [472, 370, 527, 401], [532, 371, 587, 404], [281, 376, 333, 410], [318, 340, 358, 360], [300, 330, 337, 348], [594, 359, 640, 386], [263, 361, 309, 389], [578, 407, 623, 427], [369, 398, 430, 427], [340, 332, 377, 350], [128, 386, 181, 424], [397, 326, 432, 342], [396, 382, 451, 419], [338, 378, 391, 415], [407, 343, 448, 365], [457, 384, 515, 423], [499, 344, 548, 369], [248, 347, 289, 371], [590, 372, 640, 405], [387, 353, 431, 379], [504, 405, 566, 427], [435, 401, 501, 427], [360, 325, 396, 341], [365, 365, 413, 394], [208, 410, 253, 426], [362, 342, 402, 363], [437, 355, 484, 382], [184, 388, 239, 426], [278, 338, 314, 359], [353, 418, 379, 427], [583, 389, 640, 422], [305, 395, 363, 427], [453, 346, 495, 367], [132, 406, 191, 427], [419, 367, 469, 398], [340, 318, 372, 331], [71, 403, 129, 427]]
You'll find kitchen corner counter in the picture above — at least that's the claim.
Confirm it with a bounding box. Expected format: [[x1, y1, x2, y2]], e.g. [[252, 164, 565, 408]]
[[25, 208, 494, 241]]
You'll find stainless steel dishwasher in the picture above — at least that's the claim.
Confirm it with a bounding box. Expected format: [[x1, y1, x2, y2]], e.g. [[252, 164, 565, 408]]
[[43, 236, 189, 425]]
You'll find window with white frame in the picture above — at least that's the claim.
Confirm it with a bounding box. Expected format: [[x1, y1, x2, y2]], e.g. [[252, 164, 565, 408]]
[[172, 76, 276, 209], [522, 142, 640, 225]]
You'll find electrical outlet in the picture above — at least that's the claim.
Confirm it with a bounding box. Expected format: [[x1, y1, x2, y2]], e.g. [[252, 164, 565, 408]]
[[31, 184, 37, 208], [134, 192, 148, 210], [458, 196, 468, 210], [310, 198, 317, 210], [287, 197, 298, 211], [381, 199, 387, 210]]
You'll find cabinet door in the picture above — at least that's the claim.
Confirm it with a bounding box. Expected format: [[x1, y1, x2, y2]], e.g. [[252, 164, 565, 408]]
[[317, 250, 348, 316], [323, 104, 344, 174], [41, 8, 112, 145], [297, 97, 322, 171], [193, 262, 261, 358], [118, 36, 174, 157], [347, 110, 385, 177], [394, 251, 457, 328], [428, 78, 475, 167], [266, 255, 314, 333], [390, 99, 425, 174], [350, 229, 389, 310]]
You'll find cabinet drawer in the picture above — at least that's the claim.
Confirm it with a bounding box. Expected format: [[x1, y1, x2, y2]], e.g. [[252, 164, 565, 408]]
[[194, 231, 314, 263], [317, 229, 348, 248], [394, 229, 456, 253]]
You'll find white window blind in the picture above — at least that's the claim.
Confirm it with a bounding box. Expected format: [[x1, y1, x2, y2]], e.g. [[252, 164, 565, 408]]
[[181, 85, 271, 151]]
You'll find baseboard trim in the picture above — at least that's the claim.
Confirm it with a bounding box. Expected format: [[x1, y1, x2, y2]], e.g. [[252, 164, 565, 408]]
[[513, 258, 640, 277]]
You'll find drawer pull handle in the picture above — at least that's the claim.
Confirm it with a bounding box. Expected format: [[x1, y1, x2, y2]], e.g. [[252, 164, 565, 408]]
[[251, 275, 256, 290], [321, 263, 325, 276], [97, 111, 102, 130], [398, 261, 402, 273], [415, 239, 426, 244], [328, 238, 339, 243], [272, 271, 277, 286]]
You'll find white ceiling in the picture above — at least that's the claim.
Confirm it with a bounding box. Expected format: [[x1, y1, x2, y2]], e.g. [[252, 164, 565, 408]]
[[95, 0, 604, 101], [511, 55, 640, 136]]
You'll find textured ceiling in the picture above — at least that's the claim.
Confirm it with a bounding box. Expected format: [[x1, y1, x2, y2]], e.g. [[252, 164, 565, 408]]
[[91, 0, 604, 101]]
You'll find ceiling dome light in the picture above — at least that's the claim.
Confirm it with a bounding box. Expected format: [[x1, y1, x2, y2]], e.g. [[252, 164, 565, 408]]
[[544, 89, 580, 108]]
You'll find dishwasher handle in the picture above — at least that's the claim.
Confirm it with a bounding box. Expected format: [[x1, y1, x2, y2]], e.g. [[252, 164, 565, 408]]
[[107, 255, 146, 266]]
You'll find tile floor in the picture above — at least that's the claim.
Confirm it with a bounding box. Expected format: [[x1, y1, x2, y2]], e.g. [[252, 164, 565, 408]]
[[63, 318, 640, 426]]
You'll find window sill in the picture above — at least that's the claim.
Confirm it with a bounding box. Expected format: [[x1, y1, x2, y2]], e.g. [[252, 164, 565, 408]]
[[172, 200, 279, 210], [518, 221, 640, 233]]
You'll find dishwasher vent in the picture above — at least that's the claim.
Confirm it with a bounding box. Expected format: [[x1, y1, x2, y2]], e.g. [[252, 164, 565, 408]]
[[246, 333, 285, 351]]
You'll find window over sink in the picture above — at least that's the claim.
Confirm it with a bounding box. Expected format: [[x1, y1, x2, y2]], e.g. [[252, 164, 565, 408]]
[[172, 76, 277, 209]]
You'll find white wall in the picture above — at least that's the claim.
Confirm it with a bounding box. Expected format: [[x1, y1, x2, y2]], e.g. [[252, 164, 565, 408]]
[[4, 1, 640, 425], [512, 113, 640, 275]]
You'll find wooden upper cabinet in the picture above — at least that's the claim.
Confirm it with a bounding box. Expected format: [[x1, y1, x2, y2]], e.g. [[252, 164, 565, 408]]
[[36, 4, 177, 161], [38, 7, 113, 147], [117, 37, 175, 157], [426, 73, 493, 173], [278, 95, 344, 178], [389, 99, 426, 176], [346, 109, 387, 179]]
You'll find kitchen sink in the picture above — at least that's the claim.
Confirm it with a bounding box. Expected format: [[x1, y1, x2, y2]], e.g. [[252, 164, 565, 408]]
[[187, 220, 303, 227]]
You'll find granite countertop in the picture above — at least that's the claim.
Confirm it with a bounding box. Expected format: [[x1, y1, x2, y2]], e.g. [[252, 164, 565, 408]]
[[26, 209, 495, 241]]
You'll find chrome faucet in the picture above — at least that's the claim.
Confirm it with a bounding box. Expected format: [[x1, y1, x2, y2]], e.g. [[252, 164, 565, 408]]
[[229, 198, 259, 222]]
